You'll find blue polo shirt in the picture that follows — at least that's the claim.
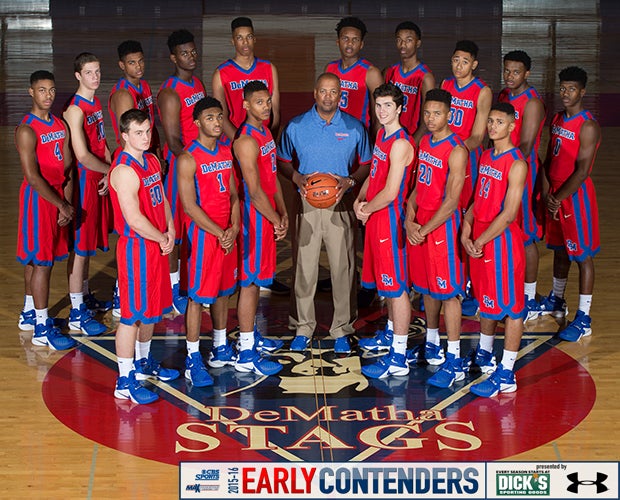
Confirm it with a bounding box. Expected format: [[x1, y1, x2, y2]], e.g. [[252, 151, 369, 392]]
[[277, 105, 371, 177]]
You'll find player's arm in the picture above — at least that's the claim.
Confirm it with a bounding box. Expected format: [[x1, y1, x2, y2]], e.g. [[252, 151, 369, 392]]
[[405, 184, 421, 244], [273, 177, 288, 241], [367, 65, 385, 137], [177, 151, 226, 238], [353, 176, 371, 223], [412, 72, 436, 144], [460, 203, 477, 257], [472, 159, 527, 254], [63, 105, 110, 174], [465, 86, 492, 151], [211, 69, 237, 142], [60, 124, 75, 226], [548, 120, 600, 207], [519, 97, 545, 157], [269, 63, 281, 136], [417, 144, 467, 238], [219, 170, 241, 253], [233, 134, 282, 227], [157, 87, 184, 158], [16, 124, 74, 223], [109, 89, 135, 149], [110, 164, 173, 253]]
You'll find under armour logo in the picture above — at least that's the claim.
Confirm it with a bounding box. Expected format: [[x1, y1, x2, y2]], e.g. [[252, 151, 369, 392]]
[[381, 274, 393, 287], [567, 472, 608, 494]]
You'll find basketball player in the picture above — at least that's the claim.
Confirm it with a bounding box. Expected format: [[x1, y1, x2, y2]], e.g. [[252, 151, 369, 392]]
[[498, 50, 546, 321], [158, 29, 206, 315], [277, 72, 371, 353], [212, 16, 280, 141], [441, 40, 492, 315], [354, 83, 415, 379], [63, 52, 110, 337], [462, 102, 527, 397], [405, 88, 468, 388], [16, 70, 77, 350], [109, 109, 179, 404], [177, 97, 240, 387], [542, 66, 600, 341], [233, 81, 286, 375], [325, 16, 384, 135], [384, 21, 435, 142]]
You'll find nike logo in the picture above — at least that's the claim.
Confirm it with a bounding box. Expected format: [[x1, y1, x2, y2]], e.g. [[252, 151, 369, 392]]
[[435, 240, 444, 245], [563, 213, 572, 219], [484, 259, 492, 263], [379, 238, 390, 243]]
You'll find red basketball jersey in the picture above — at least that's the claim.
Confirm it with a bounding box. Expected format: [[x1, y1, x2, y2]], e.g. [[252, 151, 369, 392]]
[[441, 76, 488, 141], [326, 58, 373, 128], [548, 110, 600, 189], [415, 132, 466, 212], [384, 62, 432, 135], [109, 77, 156, 147], [67, 94, 107, 172], [216, 58, 274, 129], [157, 75, 206, 153], [236, 123, 277, 199], [109, 151, 167, 237], [498, 86, 544, 149]]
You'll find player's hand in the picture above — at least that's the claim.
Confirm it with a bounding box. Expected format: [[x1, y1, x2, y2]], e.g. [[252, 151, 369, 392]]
[[274, 215, 288, 241], [546, 193, 560, 220], [219, 227, 237, 254], [57, 200, 74, 226], [98, 175, 109, 196], [406, 219, 424, 245], [159, 232, 174, 255], [354, 199, 369, 225]]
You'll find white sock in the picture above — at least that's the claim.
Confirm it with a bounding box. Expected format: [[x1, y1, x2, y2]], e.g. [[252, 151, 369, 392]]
[[213, 328, 227, 348], [578, 294, 592, 316], [386, 319, 394, 332], [479, 333, 495, 353], [239, 331, 254, 351], [552, 277, 567, 298], [392, 334, 407, 356], [117, 357, 133, 378], [70, 292, 84, 310], [115, 279, 119, 292], [426, 328, 440, 346], [135, 340, 151, 360], [170, 271, 180, 287], [447, 340, 461, 357], [24, 295, 34, 311], [186, 340, 200, 355], [524, 282, 536, 301], [35, 308, 48, 326], [501, 349, 518, 371]]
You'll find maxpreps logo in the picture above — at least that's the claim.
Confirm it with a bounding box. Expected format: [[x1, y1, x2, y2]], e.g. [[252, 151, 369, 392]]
[[496, 472, 550, 496], [185, 468, 221, 494]]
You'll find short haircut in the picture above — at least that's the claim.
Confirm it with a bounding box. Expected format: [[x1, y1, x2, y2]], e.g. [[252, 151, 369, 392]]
[[559, 66, 588, 87], [30, 70, 55, 85], [425, 88, 452, 109], [315, 72, 340, 88], [119, 108, 149, 133], [454, 40, 478, 59], [118, 40, 143, 60], [373, 82, 404, 110], [231, 16, 253, 32], [503, 50, 531, 71], [395, 21, 421, 39], [336, 16, 367, 39], [74, 52, 99, 73], [243, 80, 269, 100], [167, 29, 194, 53], [490, 101, 516, 119], [193, 96, 223, 120]]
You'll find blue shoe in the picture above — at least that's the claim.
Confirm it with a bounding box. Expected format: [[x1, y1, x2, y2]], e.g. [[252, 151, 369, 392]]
[[19, 310, 65, 331], [235, 349, 282, 375], [172, 283, 188, 315], [559, 310, 592, 341], [290, 335, 311, 352], [524, 298, 543, 322], [84, 292, 112, 313], [424, 341, 446, 366], [419, 294, 425, 311], [538, 291, 568, 319], [427, 353, 467, 388], [112, 287, 121, 318], [362, 349, 409, 379], [185, 352, 214, 387], [114, 370, 159, 404], [208, 343, 237, 368], [470, 366, 517, 398], [466, 345, 497, 374], [68, 304, 107, 336], [334, 336, 351, 354], [32, 319, 77, 350], [134, 353, 180, 382], [406, 345, 422, 365], [461, 295, 479, 316], [358, 326, 393, 351], [254, 328, 284, 353]]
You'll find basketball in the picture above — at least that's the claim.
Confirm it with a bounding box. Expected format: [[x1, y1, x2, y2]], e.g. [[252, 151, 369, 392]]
[[305, 173, 339, 209]]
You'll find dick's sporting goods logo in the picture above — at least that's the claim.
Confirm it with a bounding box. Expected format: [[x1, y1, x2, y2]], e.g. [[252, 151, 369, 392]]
[[496, 473, 550, 495]]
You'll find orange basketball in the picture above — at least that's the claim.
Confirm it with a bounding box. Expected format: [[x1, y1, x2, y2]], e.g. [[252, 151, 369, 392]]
[[305, 173, 339, 209]]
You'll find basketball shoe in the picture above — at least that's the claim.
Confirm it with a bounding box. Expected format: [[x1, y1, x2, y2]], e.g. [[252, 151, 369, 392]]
[[559, 310, 592, 342], [470, 366, 517, 398], [361, 348, 410, 379]]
